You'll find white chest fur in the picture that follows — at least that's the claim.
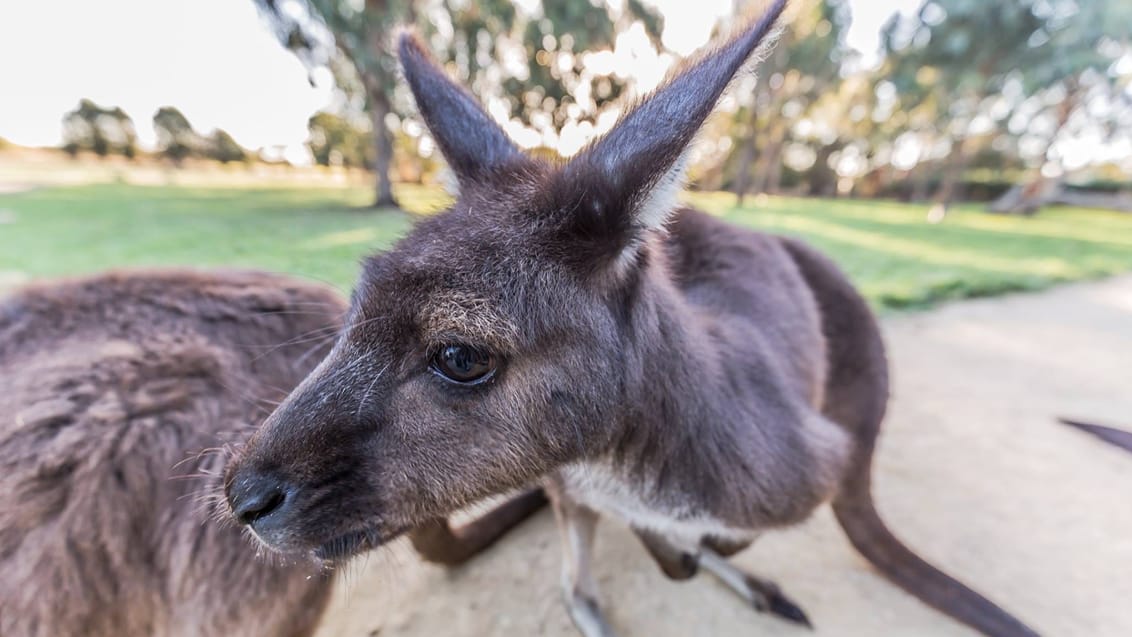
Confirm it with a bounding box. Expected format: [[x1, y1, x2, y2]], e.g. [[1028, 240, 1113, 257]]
[[556, 462, 757, 552]]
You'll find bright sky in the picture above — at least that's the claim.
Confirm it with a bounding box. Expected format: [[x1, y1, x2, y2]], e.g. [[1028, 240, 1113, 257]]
[[0, 0, 918, 161]]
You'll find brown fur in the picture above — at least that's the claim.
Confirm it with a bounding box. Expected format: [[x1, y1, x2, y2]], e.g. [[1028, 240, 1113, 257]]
[[1, 270, 341, 637], [0, 269, 544, 637], [226, 3, 1037, 636]]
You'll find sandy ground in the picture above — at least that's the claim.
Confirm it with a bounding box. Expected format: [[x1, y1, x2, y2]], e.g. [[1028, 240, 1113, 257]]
[[313, 275, 1132, 637]]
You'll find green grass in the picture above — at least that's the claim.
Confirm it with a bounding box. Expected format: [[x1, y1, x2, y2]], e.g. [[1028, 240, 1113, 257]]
[[2, 183, 1131, 310], [0, 183, 446, 295], [689, 191, 1132, 309]]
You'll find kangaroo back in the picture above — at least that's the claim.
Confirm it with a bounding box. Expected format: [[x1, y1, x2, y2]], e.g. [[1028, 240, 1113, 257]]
[[0, 270, 343, 637], [0, 269, 547, 637], [782, 240, 1039, 637]]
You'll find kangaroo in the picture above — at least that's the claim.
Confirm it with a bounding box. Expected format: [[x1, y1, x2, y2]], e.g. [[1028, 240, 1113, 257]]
[[0, 269, 543, 637], [224, 2, 1038, 635]]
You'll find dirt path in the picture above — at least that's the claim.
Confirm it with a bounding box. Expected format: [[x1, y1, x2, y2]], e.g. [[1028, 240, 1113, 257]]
[[316, 276, 1132, 637]]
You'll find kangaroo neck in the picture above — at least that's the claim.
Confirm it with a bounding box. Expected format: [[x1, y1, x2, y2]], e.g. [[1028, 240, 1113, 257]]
[[585, 252, 839, 528]]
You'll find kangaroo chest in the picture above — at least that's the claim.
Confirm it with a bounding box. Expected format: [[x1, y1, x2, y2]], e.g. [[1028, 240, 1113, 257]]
[[554, 462, 758, 551]]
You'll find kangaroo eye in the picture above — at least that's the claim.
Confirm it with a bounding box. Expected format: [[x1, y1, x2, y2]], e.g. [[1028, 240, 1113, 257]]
[[430, 345, 496, 385]]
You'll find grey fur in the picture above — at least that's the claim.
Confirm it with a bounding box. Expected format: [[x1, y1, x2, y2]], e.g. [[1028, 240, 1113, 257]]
[[1, 270, 341, 637], [227, 2, 1037, 636], [1, 269, 544, 637]]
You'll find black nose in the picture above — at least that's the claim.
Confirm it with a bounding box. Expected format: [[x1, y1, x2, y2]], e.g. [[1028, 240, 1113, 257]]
[[228, 471, 289, 526]]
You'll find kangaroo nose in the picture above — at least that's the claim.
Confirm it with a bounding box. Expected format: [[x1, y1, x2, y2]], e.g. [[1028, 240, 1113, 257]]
[[228, 471, 289, 526]]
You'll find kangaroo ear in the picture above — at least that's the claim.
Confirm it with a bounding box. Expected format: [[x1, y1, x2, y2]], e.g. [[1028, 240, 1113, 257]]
[[398, 33, 522, 189], [559, 0, 787, 266]]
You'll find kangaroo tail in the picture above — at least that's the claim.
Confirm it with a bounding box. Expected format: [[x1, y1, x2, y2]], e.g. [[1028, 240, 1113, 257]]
[[832, 468, 1039, 637], [408, 488, 548, 566], [1057, 416, 1132, 454]]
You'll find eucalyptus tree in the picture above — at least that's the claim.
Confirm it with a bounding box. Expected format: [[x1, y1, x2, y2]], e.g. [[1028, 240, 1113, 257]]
[[730, 0, 851, 202], [992, 0, 1132, 213], [883, 0, 1132, 214], [208, 130, 250, 164], [881, 0, 1042, 212], [153, 106, 201, 165], [61, 99, 138, 159], [307, 110, 372, 169], [253, 0, 661, 208]]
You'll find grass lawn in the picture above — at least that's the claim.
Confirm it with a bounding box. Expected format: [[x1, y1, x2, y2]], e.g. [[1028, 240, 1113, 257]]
[[2, 182, 1131, 310], [691, 191, 1132, 308]]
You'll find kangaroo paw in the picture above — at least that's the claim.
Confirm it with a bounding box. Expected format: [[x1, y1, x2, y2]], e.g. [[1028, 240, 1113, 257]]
[[565, 591, 618, 637], [699, 548, 813, 628], [756, 579, 812, 628]]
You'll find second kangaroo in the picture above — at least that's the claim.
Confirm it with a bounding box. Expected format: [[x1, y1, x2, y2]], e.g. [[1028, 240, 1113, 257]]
[[226, 2, 1037, 635]]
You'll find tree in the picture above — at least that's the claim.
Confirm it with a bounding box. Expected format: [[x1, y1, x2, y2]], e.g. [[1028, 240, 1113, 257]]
[[207, 129, 250, 164], [881, 0, 1132, 215], [989, 0, 1132, 213], [798, 72, 885, 198], [254, 0, 423, 207], [61, 99, 138, 159], [882, 2, 1048, 213], [306, 111, 371, 168], [153, 106, 201, 164], [729, 0, 851, 202], [252, 0, 662, 208], [500, 1, 662, 133]]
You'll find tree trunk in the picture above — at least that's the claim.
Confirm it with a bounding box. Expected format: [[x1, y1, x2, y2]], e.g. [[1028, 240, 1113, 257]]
[[935, 141, 968, 205], [750, 140, 781, 195], [732, 110, 758, 206], [733, 139, 755, 206], [369, 90, 398, 209], [928, 137, 971, 220], [359, 5, 398, 210], [991, 87, 1077, 216], [765, 144, 784, 195], [813, 143, 842, 198], [910, 163, 932, 202], [750, 122, 785, 196]]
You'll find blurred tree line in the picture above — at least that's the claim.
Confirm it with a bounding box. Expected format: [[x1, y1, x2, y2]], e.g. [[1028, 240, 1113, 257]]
[[256, 0, 1132, 214], [62, 101, 249, 165], [874, 0, 1132, 214], [52, 1, 1130, 214], [62, 99, 139, 159], [255, 0, 662, 206]]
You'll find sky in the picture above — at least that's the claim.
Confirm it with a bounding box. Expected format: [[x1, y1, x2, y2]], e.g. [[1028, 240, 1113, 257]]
[[0, 0, 919, 162]]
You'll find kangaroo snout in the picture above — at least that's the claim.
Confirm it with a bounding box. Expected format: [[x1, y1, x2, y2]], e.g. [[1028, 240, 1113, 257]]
[[220, 363, 399, 560], [224, 446, 380, 558], [227, 467, 292, 531]]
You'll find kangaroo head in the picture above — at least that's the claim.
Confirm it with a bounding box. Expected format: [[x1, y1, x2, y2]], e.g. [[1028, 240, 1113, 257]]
[[225, 0, 787, 561]]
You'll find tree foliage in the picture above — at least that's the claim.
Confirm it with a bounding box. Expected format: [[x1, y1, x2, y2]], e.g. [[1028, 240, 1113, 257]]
[[307, 111, 371, 168], [713, 0, 1132, 212], [208, 129, 250, 164], [253, 0, 662, 206], [728, 0, 852, 199], [245, 0, 1129, 213], [153, 106, 201, 164], [62, 99, 138, 159], [876, 0, 1132, 211]]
